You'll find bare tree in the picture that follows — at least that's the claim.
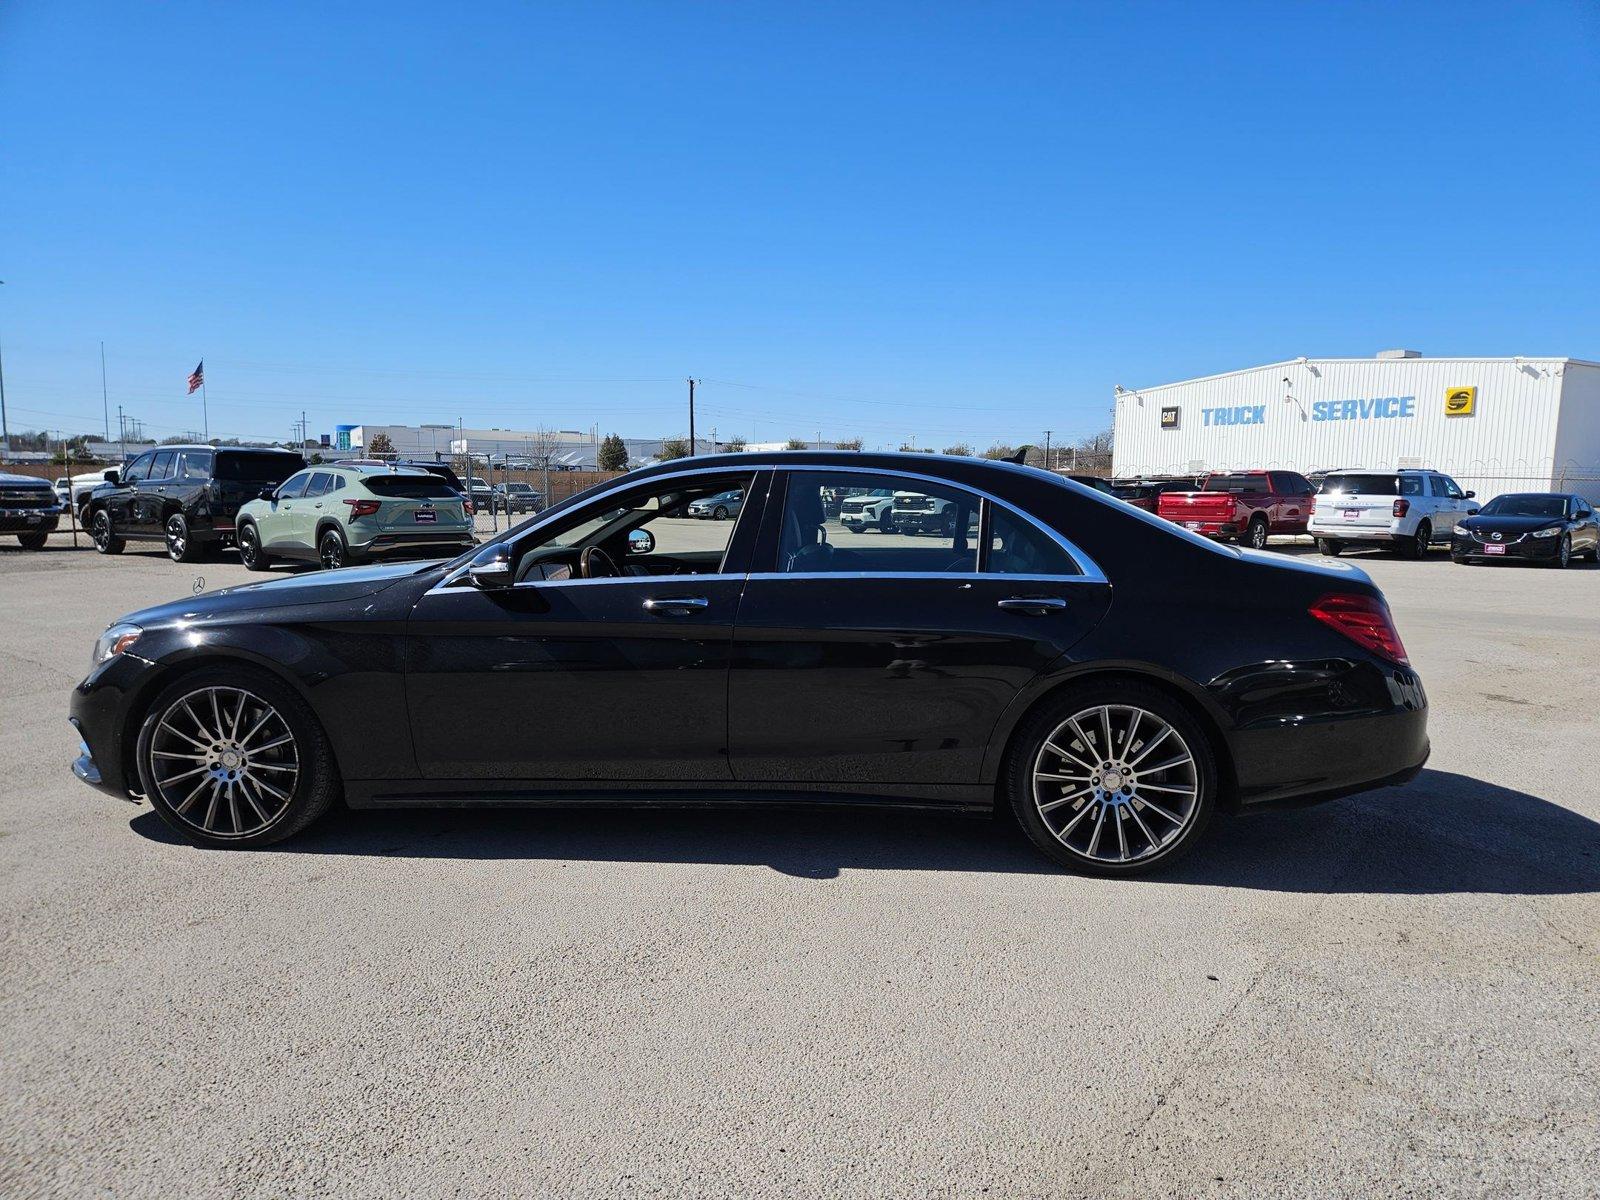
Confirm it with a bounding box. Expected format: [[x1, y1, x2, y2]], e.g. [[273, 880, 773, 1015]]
[[835, 437, 863, 451], [784, 437, 809, 450], [982, 443, 1016, 460], [942, 443, 972, 456]]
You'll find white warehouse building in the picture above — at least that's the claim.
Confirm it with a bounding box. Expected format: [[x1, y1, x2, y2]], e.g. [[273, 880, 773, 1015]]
[[1112, 351, 1600, 503]]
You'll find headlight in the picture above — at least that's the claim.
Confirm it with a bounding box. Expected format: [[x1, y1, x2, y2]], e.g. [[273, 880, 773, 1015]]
[[92, 622, 142, 666], [1452, 524, 1470, 535], [1530, 526, 1562, 538]]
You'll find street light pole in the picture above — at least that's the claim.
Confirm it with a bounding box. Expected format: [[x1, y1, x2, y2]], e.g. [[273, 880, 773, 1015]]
[[687, 378, 697, 455], [0, 281, 9, 456]]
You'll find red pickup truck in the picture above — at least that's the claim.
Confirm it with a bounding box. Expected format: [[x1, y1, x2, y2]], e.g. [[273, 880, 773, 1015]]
[[1155, 470, 1317, 549]]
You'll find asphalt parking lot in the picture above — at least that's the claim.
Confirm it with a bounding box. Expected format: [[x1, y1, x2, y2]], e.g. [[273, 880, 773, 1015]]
[[1, 531, 1596, 1199]]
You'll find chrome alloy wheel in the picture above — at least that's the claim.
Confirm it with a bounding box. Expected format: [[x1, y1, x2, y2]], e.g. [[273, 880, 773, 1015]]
[[146, 686, 300, 839], [165, 516, 187, 559], [1031, 704, 1200, 864]]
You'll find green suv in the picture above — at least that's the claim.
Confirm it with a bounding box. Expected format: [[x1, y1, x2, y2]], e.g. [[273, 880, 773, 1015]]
[[235, 465, 475, 571]]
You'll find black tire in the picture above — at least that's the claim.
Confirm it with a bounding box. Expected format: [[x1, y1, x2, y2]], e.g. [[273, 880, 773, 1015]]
[[165, 513, 203, 563], [1550, 534, 1571, 569], [713, 506, 728, 521], [1004, 681, 1218, 877], [16, 530, 49, 550], [134, 665, 340, 848], [1245, 517, 1269, 551], [942, 511, 957, 538], [237, 522, 271, 571], [1315, 537, 1344, 557], [878, 509, 894, 533], [91, 509, 125, 555], [318, 527, 349, 570], [1402, 521, 1431, 559]]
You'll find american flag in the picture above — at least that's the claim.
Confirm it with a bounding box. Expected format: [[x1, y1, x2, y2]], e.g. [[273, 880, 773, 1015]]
[[186, 360, 204, 394]]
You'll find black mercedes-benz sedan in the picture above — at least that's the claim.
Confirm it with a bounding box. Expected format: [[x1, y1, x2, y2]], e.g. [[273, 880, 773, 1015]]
[[69, 452, 1429, 876], [1451, 492, 1599, 568]]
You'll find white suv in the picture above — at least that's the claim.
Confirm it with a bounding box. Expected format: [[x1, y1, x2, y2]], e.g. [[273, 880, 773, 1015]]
[[1309, 469, 1477, 558]]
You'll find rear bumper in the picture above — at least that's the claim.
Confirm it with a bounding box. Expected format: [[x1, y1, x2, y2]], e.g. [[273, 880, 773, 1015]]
[[1308, 517, 1401, 541], [1164, 518, 1237, 537], [352, 531, 476, 560], [1228, 681, 1430, 809]]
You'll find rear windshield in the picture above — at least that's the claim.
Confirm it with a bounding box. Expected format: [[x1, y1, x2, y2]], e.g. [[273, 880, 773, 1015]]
[[216, 452, 302, 482], [1321, 474, 1424, 496], [364, 476, 460, 499], [1203, 475, 1268, 493]]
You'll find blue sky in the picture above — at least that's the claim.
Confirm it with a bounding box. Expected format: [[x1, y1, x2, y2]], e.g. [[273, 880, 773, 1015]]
[[2, 1, 1597, 451]]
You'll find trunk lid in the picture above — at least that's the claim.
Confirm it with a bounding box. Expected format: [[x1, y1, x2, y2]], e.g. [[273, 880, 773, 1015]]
[[1157, 492, 1238, 523]]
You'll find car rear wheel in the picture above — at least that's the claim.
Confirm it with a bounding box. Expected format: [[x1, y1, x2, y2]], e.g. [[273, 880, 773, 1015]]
[[17, 530, 49, 550], [1315, 537, 1343, 557], [165, 514, 203, 563], [1245, 517, 1269, 550], [135, 667, 339, 848], [318, 528, 349, 570], [1005, 682, 1217, 876], [1402, 521, 1431, 559], [237, 522, 271, 571], [91, 510, 124, 555]]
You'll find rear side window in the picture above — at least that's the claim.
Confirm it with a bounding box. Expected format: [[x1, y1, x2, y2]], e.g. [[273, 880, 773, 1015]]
[[1204, 475, 1268, 493], [177, 451, 212, 481], [217, 452, 302, 483], [364, 476, 460, 499], [986, 507, 1080, 576], [781, 470, 978, 573], [149, 450, 177, 480]]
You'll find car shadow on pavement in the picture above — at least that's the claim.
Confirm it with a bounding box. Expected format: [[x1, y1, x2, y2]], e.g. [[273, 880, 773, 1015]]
[[129, 768, 1600, 893]]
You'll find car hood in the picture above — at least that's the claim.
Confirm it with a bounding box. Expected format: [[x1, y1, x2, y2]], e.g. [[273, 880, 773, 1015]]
[[1458, 514, 1564, 533], [117, 561, 431, 627]]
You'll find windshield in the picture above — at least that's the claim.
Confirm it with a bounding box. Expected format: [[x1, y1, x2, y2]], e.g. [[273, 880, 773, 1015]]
[[1482, 494, 1567, 518]]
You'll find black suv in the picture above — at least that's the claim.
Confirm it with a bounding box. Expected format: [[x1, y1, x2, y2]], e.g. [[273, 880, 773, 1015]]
[[85, 446, 305, 562], [0, 471, 64, 550]]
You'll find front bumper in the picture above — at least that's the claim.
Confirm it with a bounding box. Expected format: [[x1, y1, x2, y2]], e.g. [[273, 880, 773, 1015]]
[[1452, 533, 1561, 562], [892, 512, 947, 532], [69, 653, 157, 800], [0, 504, 63, 533]]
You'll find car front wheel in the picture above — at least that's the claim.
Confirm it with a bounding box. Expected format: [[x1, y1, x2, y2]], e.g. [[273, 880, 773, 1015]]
[[238, 523, 271, 571], [1551, 534, 1571, 569], [17, 530, 49, 550], [1005, 682, 1217, 876], [135, 666, 339, 848], [91, 510, 125, 555]]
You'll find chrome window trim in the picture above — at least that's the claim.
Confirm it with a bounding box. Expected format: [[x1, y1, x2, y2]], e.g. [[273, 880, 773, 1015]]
[[427, 461, 1108, 596]]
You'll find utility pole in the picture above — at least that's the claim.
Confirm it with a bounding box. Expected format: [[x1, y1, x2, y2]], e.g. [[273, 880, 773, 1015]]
[[100, 342, 111, 441], [118, 405, 126, 462], [1044, 430, 1053, 472], [0, 281, 9, 456], [687, 378, 697, 455]]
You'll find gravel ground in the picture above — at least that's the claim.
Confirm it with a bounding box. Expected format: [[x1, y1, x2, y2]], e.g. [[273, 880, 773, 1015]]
[[0, 532, 1596, 1199]]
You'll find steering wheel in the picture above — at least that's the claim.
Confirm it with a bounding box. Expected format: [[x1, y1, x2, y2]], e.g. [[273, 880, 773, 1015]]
[[579, 545, 620, 579]]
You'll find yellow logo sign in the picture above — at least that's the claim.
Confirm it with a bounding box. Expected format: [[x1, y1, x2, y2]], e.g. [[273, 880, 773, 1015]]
[[1445, 386, 1477, 417]]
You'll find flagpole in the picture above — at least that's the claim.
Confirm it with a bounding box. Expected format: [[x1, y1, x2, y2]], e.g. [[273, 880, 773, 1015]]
[[201, 366, 210, 443]]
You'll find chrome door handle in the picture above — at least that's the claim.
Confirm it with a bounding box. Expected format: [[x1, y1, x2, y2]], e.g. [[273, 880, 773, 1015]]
[[644, 597, 710, 614], [997, 597, 1068, 615]]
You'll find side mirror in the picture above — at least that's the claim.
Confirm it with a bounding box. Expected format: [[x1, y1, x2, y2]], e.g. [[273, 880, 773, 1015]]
[[468, 543, 513, 590], [627, 528, 655, 555], [1467, 508, 1479, 516], [102, 469, 120, 485], [1464, 490, 1476, 499], [259, 485, 277, 500]]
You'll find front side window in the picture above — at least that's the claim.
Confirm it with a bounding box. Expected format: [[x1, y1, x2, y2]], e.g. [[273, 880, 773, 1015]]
[[511, 472, 757, 582], [1442, 477, 1465, 500], [779, 471, 978, 574], [122, 453, 154, 484], [276, 472, 313, 500]]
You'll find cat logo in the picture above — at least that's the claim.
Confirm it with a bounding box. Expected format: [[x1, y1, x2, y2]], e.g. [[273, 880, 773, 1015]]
[[1445, 386, 1477, 417], [1160, 406, 1181, 430]]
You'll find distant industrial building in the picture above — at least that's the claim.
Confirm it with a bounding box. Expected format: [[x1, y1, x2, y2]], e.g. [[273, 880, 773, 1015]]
[[1113, 351, 1600, 502], [333, 424, 717, 469]]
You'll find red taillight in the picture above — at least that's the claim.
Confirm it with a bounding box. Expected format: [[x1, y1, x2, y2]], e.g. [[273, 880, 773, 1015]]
[[344, 498, 381, 519], [1392, 498, 1409, 518], [1309, 592, 1409, 666], [463, 499, 474, 515]]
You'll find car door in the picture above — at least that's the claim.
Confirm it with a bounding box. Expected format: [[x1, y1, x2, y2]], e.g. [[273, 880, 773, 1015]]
[[299, 471, 336, 546], [260, 470, 313, 552], [728, 468, 1112, 787], [102, 452, 152, 529], [174, 450, 214, 527], [129, 450, 176, 535], [403, 467, 769, 782]]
